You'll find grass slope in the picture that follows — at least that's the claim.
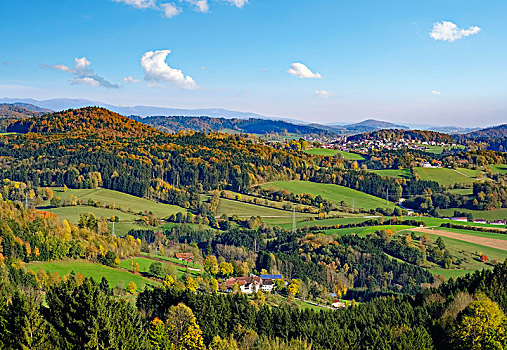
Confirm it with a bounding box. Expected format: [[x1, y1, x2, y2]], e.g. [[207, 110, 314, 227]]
[[304, 148, 365, 160], [370, 168, 412, 179], [47, 188, 186, 217], [44, 206, 146, 236], [120, 257, 199, 278], [489, 164, 507, 175], [421, 232, 507, 271], [216, 197, 310, 218], [439, 208, 507, 221], [414, 167, 477, 186], [323, 225, 414, 237], [261, 181, 397, 211], [25, 260, 157, 289]]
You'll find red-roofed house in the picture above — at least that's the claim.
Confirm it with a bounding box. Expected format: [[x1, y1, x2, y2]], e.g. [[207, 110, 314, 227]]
[[175, 253, 194, 262]]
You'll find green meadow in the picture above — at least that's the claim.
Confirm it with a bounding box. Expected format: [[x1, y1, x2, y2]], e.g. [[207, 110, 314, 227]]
[[414, 167, 478, 186], [370, 168, 412, 179], [47, 187, 186, 217], [25, 260, 158, 289], [261, 181, 398, 211], [304, 148, 365, 160]]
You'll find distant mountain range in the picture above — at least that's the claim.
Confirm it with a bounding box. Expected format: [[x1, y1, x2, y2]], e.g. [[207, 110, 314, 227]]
[[0, 97, 304, 123], [0, 97, 504, 137]]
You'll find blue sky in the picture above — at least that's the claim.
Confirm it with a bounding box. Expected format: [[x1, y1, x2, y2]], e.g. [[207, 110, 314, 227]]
[[1, 0, 506, 126]]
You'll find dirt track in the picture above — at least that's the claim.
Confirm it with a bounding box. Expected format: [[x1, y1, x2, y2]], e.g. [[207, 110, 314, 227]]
[[411, 227, 507, 251]]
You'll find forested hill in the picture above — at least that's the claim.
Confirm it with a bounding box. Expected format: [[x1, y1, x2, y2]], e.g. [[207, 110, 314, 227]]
[[0, 106, 323, 201], [7, 107, 162, 138], [454, 124, 507, 151], [135, 115, 334, 135], [0, 103, 49, 132], [464, 124, 507, 139], [0, 103, 47, 119], [347, 129, 454, 143], [342, 119, 408, 133]]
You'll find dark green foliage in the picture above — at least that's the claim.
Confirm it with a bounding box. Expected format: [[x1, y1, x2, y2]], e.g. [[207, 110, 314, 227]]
[[45, 276, 147, 349], [149, 262, 164, 277]]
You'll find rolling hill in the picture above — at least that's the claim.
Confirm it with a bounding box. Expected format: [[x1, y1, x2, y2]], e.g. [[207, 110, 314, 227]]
[[136, 115, 334, 135], [0, 103, 51, 132], [343, 119, 408, 133], [7, 107, 162, 138], [464, 124, 507, 139]]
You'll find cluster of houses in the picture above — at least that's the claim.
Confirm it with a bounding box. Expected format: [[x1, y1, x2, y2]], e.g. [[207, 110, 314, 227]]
[[449, 217, 507, 225], [330, 138, 457, 154], [220, 274, 283, 294]]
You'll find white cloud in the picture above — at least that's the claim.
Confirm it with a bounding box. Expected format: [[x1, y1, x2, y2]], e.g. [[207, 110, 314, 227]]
[[113, 0, 248, 17], [161, 3, 182, 17], [124, 76, 141, 84], [47, 57, 119, 89], [430, 21, 481, 42], [141, 50, 198, 90], [112, 0, 156, 8], [53, 64, 73, 72], [287, 63, 322, 79], [70, 77, 101, 87], [431, 90, 441, 96], [315, 90, 333, 98], [225, 0, 248, 8], [183, 0, 209, 12]]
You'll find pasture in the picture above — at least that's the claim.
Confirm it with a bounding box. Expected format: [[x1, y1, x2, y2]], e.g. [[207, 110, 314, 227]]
[[25, 260, 157, 289], [415, 231, 507, 273], [370, 168, 412, 179], [304, 148, 365, 160], [43, 206, 145, 236], [216, 197, 308, 218], [439, 208, 507, 221], [47, 187, 186, 217], [120, 256, 199, 278], [260, 181, 398, 211], [413, 167, 478, 186], [323, 224, 414, 237], [489, 164, 507, 175]]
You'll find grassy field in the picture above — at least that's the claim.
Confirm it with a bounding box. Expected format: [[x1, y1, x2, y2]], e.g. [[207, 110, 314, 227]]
[[423, 145, 465, 154], [414, 167, 477, 186], [120, 257, 199, 278], [427, 267, 474, 279], [263, 216, 369, 230], [216, 197, 311, 218], [447, 188, 474, 195], [439, 208, 507, 221], [46, 188, 186, 217], [421, 232, 507, 271], [370, 168, 412, 179], [213, 191, 317, 216], [323, 224, 414, 237], [489, 164, 507, 175], [43, 206, 146, 236], [25, 260, 158, 289], [261, 181, 397, 211], [414, 216, 506, 229], [140, 253, 201, 269], [304, 148, 365, 160], [46, 206, 137, 222], [429, 227, 507, 241]]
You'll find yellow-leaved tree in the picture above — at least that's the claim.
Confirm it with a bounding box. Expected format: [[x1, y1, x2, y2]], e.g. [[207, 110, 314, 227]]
[[147, 303, 206, 350], [449, 294, 507, 349]]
